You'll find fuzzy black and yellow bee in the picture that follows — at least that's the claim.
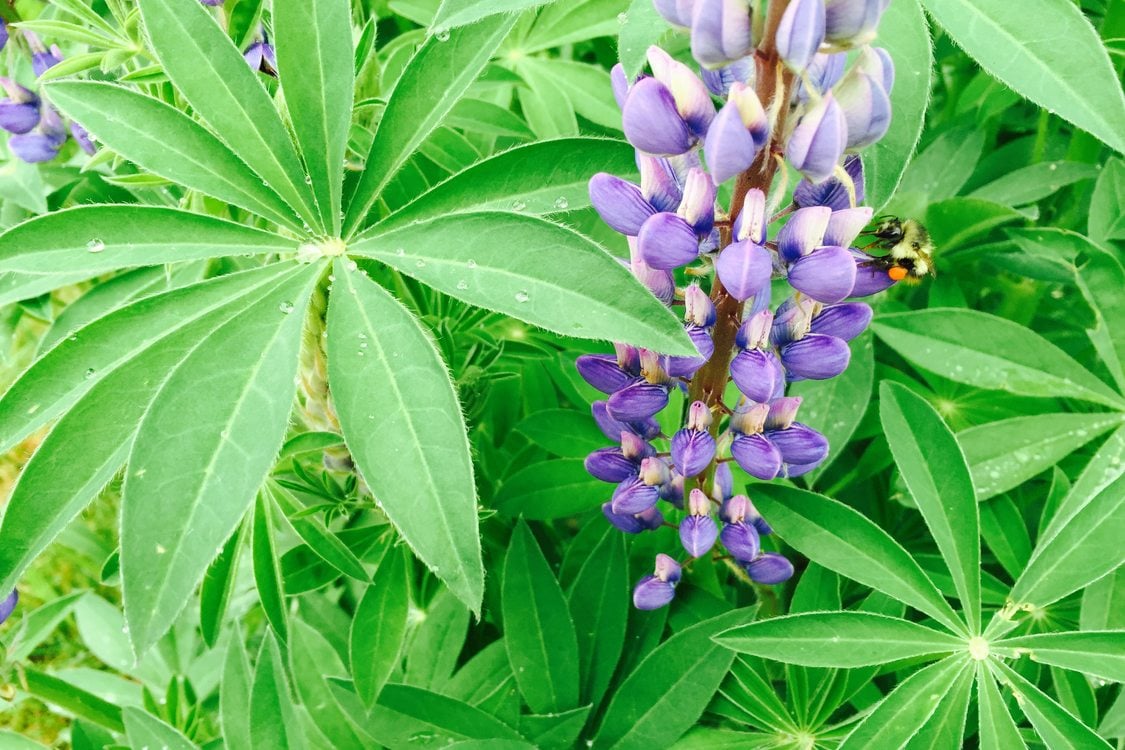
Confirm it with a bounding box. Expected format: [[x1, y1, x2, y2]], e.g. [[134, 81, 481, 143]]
[[860, 217, 936, 284]]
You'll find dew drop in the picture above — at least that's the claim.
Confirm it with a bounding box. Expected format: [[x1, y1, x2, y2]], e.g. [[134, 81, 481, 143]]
[[511, 199, 527, 211], [553, 196, 569, 210], [86, 238, 106, 253], [395, 248, 405, 256], [456, 280, 469, 290], [279, 301, 295, 314], [84, 368, 96, 379], [304, 174, 313, 184], [617, 11, 628, 23], [435, 29, 451, 41], [415, 259, 426, 268], [466, 259, 477, 268], [358, 332, 368, 340], [515, 290, 530, 303], [345, 259, 358, 271]]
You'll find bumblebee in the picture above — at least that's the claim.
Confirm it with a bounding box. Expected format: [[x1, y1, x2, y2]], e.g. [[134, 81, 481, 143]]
[[861, 217, 936, 283]]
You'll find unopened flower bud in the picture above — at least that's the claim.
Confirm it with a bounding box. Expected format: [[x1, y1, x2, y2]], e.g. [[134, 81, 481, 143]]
[[611, 63, 631, 109], [671, 426, 716, 478], [0, 78, 40, 135], [586, 447, 640, 483], [733, 188, 767, 243], [704, 83, 768, 185], [690, 0, 753, 68], [730, 401, 769, 433], [684, 283, 717, 327], [856, 46, 895, 94], [786, 93, 847, 183], [702, 58, 754, 96], [781, 333, 850, 379], [736, 309, 774, 349], [653, 0, 695, 28], [712, 461, 734, 501], [795, 52, 847, 102], [589, 173, 657, 235], [834, 69, 891, 150], [677, 167, 716, 234], [577, 354, 636, 394], [720, 520, 760, 561], [776, 0, 826, 72], [824, 0, 889, 47], [647, 47, 717, 137], [633, 554, 681, 609], [0, 590, 17, 625], [612, 475, 661, 514], [767, 422, 829, 465], [765, 396, 803, 430], [730, 349, 782, 402], [245, 38, 277, 75], [731, 432, 782, 480], [25, 32, 63, 77]]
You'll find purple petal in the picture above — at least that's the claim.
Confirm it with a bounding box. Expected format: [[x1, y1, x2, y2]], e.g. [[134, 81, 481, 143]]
[[704, 99, 759, 185], [781, 334, 851, 380], [0, 589, 17, 625], [729, 349, 782, 403], [589, 173, 657, 235], [8, 133, 60, 163], [586, 447, 639, 483], [730, 433, 782, 480], [638, 212, 701, 270], [786, 93, 848, 184], [835, 70, 892, 150], [810, 302, 872, 340], [665, 325, 714, 378], [633, 575, 676, 609], [671, 429, 716, 478], [611, 476, 661, 514], [744, 553, 795, 584], [824, 0, 889, 45], [794, 154, 864, 210], [680, 514, 718, 557], [715, 240, 772, 301], [0, 100, 40, 135], [576, 354, 636, 394], [776, 0, 826, 72], [623, 78, 695, 156], [787, 245, 858, 304], [603, 502, 647, 533], [777, 206, 831, 263], [720, 521, 761, 561], [848, 248, 898, 296], [690, 0, 753, 68], [766, 422, 829, 465]]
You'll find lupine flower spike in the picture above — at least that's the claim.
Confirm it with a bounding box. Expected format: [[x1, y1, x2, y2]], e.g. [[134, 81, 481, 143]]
[[583, 0, 900, 609]]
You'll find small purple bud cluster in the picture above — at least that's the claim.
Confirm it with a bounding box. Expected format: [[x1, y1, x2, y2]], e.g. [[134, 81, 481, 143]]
[[1, 32, 96, 163], [582, 0, 898, 610]]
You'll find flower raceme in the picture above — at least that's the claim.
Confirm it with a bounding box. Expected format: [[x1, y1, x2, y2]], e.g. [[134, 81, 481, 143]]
[[583, 0, 898, 610]]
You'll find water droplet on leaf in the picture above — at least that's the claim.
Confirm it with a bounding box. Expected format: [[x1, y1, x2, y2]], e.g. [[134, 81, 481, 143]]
[[86, 239, 105, 253], [515, 291, 529, 303]]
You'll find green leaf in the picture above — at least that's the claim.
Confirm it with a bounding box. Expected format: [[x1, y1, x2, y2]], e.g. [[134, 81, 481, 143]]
[[1075, 248, 1125, 394], [271, 483, 368, 582], [918, 0, 1125, 153], [1009, 457, 1125, 609], [1044, 425, 1125, 537], [0, 266, 303, 596], [344, 14, 516, 235], [221, 631, 254, 750], [20, 668, 124, 734], [879, 382, 980, 632], [593, 607, 755, 750], [375, 684, 525, 742], [893, 125, 985, 212], [715, 612, 963, 668], [350, 212, 694, 355], [123, 708, 197, 750], [903, 659, 974, 750], [924, 198, 1024, 251], [137, 0, 319, 228], [968, 162, 1100, 207], [519, 705, 593, 749], [520, 0, 627, 52], [979, 496, 1031, 579], [788, 333, 874, 487], [1081, 568, 1125, 631], [404, 588, 470, 689], [959, 413, 1124, 501], [495, 459, 605, 519], [990, 660, 1111, 750], [518, 59, 621, 131], [252, 493, 290, 642], [327, 262, 483, 612], [976, 665, 1027, 750], [351, 546, 411, 708], [0, 264, 291, 457], [567, 526, 628, 707], [4, 592, 85, 662], [372, 138, 637, 233], [290, 619, 371, 750], [1089, 157, 1125, 246], [0, 205, 293, 286], [864, 0, 932, 210], [503, 520, 580, 714], [752, 485, 964, 634], [121, 265, 317, 655], [618, 0, 666, 78], [838, 657, 969, 750], [250, 631, 302, 750], [512, 58, 579, 138], [45, 82, 301, 229], [514, 409, 607, 458], [872, 309, 1125, 409], [996, 632, 1125, 684], [432, 0, 553, 33], [274, 0, 353, 233], [200, 520, 245, 648]]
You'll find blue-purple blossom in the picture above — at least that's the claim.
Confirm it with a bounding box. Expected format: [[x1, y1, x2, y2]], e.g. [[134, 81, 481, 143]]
[[583, 0, 901, 609], [0, 590, 17, 624], [0, 78, 40, 134]]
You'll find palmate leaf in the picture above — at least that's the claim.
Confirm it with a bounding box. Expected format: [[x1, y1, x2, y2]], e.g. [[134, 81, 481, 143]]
[[976, 664, 1027, 750], [502, 520, 581, 715], [0, 264, 305, 596], [374, 137, 637, 232], [45, 82, 301, 230], [715, 612, 963, 668], [752, 485, 964, 635], [350, 212, 695, 355], [0, 205, 294, 297], [274, 0, 353, 233], [121, 264, 319, 654], [344, 13, 517, 235], [995, 632, 1125, 684], [880, 382, 981, 632], [326, 260, 484, 612], [137, 0, 320, 229], [989, 660, 1112, 750]]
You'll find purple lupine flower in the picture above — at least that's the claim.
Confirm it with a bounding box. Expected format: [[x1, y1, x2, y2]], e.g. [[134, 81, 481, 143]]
[[0, 590, 17, 625], [0, 78, 40, 134], [824, 0, 889, 47], [680, 488, 719, 556], [633, 554, 682, 609], [9, 106, 67, 163], [24, 32, 63, 77], [690, 0, 753, 69], [585, 0, 898, 609], [705, 83, 769, 185], [0, 19, 8, 52], [786, 93, 848, 183], [776, 0, 826, 72], [244, 36, 277, 76], [70, 122, 96, 155]]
